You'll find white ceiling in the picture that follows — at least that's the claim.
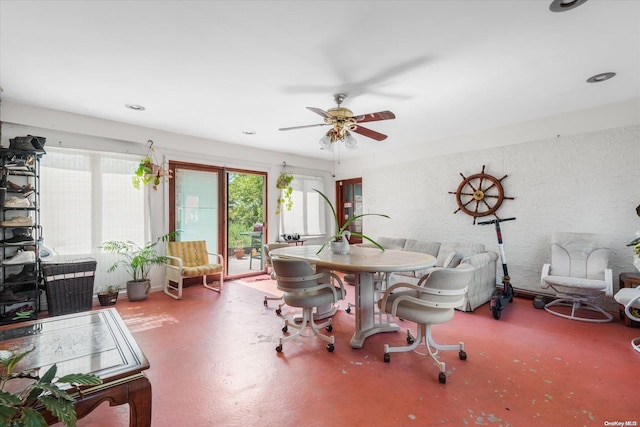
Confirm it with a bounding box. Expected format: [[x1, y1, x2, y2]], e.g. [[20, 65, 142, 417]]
[[1, 1, 639, 159]]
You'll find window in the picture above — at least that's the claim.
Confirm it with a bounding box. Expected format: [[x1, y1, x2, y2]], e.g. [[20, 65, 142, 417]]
[[279, 174, 325, 237], [40, 147, 148, 256]]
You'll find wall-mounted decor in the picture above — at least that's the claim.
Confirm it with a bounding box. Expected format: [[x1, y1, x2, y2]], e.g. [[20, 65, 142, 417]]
[[449, 165, 514, 224]]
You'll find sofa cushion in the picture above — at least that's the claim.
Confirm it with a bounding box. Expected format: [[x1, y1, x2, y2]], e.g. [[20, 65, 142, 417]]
[[443, 251, 463, 268], [436, 242, 485, 267], [377, 237, 407, 250], [403, 239, 440, 257]]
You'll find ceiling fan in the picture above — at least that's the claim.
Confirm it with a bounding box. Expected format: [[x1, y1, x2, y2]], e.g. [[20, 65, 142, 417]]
[[278, 93, 395, 150]]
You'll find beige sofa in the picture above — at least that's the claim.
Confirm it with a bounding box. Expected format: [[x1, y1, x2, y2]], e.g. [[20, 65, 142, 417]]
[[368, 237, 499, 312]]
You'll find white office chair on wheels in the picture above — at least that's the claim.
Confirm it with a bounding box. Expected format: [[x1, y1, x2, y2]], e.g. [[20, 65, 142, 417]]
[[378, 264, 473, 384], [262, 243, 289, 313], [540, 232, 613, 323], [614, 286, 640, 352], [272, 257, 346, 353]]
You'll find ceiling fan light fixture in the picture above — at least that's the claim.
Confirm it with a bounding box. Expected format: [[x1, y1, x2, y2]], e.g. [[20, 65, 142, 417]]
[[344, 132, 358, 150], [319, 133, 333, 150]]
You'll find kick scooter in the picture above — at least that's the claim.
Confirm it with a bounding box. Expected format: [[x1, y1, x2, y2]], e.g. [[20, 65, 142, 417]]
[[477, 217, 516, 319]]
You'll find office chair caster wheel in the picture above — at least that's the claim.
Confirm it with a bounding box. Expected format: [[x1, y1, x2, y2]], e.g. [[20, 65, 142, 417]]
[[326, 343, 334, 352], [439, 372, 446, 384], [326, 325, 333, 332], [345, 306, 351, 313], [383, 353, 390, 363], [263, 299, 268, 306], [282, 325, 288, 333], [406, 330, 415, 345], [276, 344, 283, 353], [276, 308, 282, 315], [459, 350, 467, 360]]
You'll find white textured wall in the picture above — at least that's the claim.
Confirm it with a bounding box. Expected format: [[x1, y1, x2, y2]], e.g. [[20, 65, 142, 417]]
[[360, 126, 640, 295]]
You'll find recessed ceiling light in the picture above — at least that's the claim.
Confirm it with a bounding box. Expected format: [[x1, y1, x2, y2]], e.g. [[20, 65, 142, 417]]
[[125, 104, 146, 111], [549, 0, 588, 12], [242, 130, 256, 135], [586, 72, 616, 83]]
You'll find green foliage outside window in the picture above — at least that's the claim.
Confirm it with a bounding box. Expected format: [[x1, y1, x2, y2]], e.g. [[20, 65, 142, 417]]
[[228, 173, 264, 247]]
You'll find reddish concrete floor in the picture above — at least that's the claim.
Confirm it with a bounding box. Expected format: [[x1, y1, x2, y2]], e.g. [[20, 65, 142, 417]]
[[53, 280, 638, 427]]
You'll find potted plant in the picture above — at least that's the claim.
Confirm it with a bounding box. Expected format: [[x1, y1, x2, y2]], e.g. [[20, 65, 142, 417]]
[[97, 285, 120, 306], [232, 240, 245, 260], [275, 172, 294, 215], [132, 156, 172, 191], [0, 347, 102, 427], [314, 189, 390, 254], [100, 232, 176, 302]]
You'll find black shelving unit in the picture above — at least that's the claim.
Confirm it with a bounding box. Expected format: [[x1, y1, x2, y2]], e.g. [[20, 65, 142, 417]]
[[0, 148, 43, 324]]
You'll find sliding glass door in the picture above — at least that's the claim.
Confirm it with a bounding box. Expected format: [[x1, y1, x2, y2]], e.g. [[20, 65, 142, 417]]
[[169, 162, 266, 278], [227, 171, 266, 277], [170, 161, 223, 257]]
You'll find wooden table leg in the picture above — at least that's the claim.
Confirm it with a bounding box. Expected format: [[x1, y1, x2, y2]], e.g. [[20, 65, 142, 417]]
[[127, 375, 152, 427], [44, 373, 152, 427]]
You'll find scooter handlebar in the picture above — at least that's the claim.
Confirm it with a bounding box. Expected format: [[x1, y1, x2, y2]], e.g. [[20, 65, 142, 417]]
[[477, 217, 516, 225]]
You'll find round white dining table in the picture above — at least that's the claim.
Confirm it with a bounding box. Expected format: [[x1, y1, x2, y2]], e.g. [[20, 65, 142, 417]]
[[269, 244, 436, 348]]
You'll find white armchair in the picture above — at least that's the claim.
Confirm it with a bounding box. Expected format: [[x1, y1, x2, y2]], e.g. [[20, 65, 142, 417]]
[[614, 286, 640, 352], [540, 232, 613, 323]]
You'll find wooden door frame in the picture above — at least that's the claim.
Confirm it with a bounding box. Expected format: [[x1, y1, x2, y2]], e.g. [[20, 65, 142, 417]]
[[168, 160, 226, 260], [336, 177, 363, 244]]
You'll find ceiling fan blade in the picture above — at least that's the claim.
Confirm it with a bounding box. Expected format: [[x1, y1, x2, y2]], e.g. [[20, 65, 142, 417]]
[[306, 107, 332, 119], [279, 123, 328, 131], [354, 110, 396, 123], [353, 125, 388, 141]]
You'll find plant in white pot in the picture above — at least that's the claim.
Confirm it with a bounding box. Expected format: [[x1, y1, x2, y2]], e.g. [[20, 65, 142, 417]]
[[314, 189, 389, 254], [100, 232, 176, 301]]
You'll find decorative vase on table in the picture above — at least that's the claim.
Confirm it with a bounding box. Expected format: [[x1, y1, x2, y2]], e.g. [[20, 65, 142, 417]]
[[330, 231, 350, 255]]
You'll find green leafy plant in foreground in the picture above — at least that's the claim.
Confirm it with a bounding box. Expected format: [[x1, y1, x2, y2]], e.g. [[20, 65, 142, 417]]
[[314, 189, 390, 254], [0, 347, 102, 427]]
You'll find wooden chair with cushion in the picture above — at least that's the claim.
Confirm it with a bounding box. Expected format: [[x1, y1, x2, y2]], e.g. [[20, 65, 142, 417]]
[[164, 240, 224, 299]]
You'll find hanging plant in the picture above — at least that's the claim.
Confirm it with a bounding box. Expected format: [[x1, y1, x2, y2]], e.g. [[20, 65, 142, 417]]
[[132, 140, 172, 191], [275, 171, 294, 215]]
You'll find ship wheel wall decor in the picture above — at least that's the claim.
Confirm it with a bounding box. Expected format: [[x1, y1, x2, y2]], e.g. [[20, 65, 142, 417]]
[[448, 165, 514, 224]]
